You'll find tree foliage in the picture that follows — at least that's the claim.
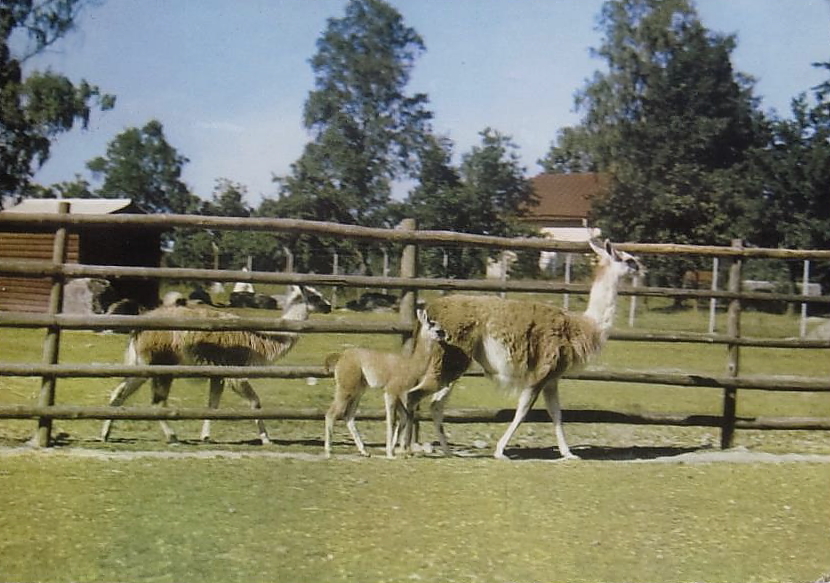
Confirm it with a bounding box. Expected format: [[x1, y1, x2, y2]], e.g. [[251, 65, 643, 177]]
[[268, 0, 433, 274], [168, 179, 283, 271], [541, 0, 766, 284], [86, 120, 197, 214], [405, 129, 537, 278], [274, 0, 432, 228], [741, 68, 830, 289], [1, 0, 114, 206]]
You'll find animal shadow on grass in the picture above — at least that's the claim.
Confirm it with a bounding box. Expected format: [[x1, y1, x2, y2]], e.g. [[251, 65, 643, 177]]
[[504, 444, 704, 461]]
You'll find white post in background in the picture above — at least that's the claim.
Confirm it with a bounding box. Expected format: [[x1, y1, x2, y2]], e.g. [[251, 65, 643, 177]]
[[563, 253, 572, 310], [382, 248, 389, 294], [708, 257, 720, 334], [628, 275, 640, 327], [283, 246, 294, 273], [800, 259, 810, 338]]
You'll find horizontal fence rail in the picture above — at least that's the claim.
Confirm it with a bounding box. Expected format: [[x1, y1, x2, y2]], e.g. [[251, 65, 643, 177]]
[[1, 406, 828, 432], [1, 211, 829, 451], [1, 364, 829, 392], [5, 211, 830, 259]]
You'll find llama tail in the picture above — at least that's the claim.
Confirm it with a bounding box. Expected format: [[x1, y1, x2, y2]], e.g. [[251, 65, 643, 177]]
[[323, 352, 342, 374]]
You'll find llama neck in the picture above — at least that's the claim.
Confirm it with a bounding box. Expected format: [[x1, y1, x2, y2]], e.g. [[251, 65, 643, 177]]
[[583, 265, 621, 340], [281, 301, 309, 322]]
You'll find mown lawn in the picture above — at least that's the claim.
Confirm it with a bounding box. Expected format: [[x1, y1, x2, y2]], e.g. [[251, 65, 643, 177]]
[[0, 452, 828, 583]]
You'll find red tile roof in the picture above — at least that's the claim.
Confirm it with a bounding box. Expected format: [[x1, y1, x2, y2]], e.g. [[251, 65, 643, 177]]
[[524, 173, 609, 221]]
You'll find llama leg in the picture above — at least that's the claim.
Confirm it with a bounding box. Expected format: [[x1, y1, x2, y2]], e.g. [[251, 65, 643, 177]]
[[101, 376, 147, 441], [324, 403, 337, 458], [494, 386, 541, 459], [395, 400, 416, 456], [201, 377, 224, 442], [542, 381, 579, 460], [430, 385, 454, 456], [151, 375, 178, 444], [230, 379, 270, 445], [384, 391, 399, 459], [344, 394, 370, 457]]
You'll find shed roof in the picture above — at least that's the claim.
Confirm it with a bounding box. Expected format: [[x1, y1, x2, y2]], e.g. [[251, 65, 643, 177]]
[[525, 173, 609, 221], [2, 198, 142, 215]]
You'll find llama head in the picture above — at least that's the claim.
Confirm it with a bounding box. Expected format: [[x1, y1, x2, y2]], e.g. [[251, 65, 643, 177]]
[[285, 285, 332, 314], [416, 308, 447, 343], [588, 239, 644, 280]]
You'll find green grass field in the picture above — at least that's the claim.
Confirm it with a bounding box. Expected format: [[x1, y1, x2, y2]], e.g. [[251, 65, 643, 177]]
[[1, 297, 829, 582]]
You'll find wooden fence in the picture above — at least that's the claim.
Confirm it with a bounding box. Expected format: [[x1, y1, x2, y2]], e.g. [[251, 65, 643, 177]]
[[1, 209, 830, 449]]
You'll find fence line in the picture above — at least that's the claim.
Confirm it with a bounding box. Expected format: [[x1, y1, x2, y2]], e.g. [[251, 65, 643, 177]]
[[5, 210, 830, 259], [1, 211, 829, 449], [4, 259, 830, 305]]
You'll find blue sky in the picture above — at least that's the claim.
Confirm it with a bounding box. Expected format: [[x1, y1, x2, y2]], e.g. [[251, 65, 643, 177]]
[[23, 0, 830, 204]]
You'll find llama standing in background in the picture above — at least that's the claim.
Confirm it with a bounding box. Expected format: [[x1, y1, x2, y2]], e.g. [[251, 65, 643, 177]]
[[323, 309, 464, 458], [101, 285, 331, 444], [418, 240, 644, 460]]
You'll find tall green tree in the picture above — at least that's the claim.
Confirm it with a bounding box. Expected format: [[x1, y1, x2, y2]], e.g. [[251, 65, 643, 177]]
[[741, 64, 830, 289], [541, 0, 766, 285], [268, 0, 433, 274], [87, 120, 198, 214], [404, 129, 537, 278], [274, 0, 432, 227], [1, 0, 115, 206]]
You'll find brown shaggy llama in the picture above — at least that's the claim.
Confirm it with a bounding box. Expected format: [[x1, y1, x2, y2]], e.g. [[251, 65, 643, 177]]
[[101, 285, 331, 444], [413, 240, 644, 459]]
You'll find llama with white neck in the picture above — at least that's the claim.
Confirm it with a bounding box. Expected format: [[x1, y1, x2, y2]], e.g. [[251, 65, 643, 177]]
[[101, 285, 332, 444], [415, 239, 643, 459]]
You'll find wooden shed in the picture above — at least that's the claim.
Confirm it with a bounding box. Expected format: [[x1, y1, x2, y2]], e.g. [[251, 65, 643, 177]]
[[0, 198, 163, 313]]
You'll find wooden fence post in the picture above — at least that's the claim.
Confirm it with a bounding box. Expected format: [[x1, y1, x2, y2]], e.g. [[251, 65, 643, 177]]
[[721, 239, 743, 449], [398, 218, 417, 349], [35, 201, 70, 447]]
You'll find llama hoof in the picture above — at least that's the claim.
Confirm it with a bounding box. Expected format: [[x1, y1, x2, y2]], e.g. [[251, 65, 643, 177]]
[[166, 436, 179, 445], [560, 453, 581, 461], [260, 437, 271, 445]]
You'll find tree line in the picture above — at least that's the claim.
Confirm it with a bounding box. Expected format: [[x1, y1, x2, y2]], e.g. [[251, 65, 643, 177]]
[[2, 0, 828, 286]]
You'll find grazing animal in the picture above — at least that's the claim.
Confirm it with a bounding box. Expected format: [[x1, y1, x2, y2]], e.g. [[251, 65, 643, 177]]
[[323, 309, 459, 458], [162, 291, 187, 307], [420, 240, 644, 460], [101, 285, 331, 444]]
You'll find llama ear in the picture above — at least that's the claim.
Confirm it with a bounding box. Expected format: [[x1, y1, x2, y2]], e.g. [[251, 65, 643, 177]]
[[416, 309, 428, 326], [604, 239, 619, 260], [588, 239, 607, 257]]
